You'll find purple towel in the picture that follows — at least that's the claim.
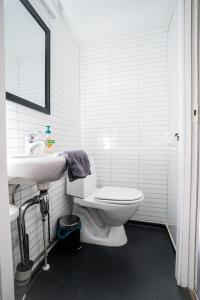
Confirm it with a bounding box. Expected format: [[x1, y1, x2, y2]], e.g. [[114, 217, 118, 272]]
[[59, 150, 91, 182]]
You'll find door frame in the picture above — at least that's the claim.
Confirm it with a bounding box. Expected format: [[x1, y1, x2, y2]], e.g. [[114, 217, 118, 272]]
[[0, 0, 15, 299], [176, 0, 200, 290]]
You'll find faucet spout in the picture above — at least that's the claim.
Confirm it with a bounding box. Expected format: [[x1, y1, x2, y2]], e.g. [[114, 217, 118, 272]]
[[25, 131, 44, 155], [26, 141, 44, 155]]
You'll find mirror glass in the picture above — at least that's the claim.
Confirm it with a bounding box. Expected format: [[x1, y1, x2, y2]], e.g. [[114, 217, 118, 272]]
[[4, 0, 50, 114]]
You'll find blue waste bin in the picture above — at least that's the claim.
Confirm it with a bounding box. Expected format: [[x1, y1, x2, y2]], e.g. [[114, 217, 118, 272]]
[[57, 215, 82, 253]]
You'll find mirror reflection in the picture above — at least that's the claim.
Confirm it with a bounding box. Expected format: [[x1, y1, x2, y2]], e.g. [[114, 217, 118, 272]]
[[4, 0, 48, 111]]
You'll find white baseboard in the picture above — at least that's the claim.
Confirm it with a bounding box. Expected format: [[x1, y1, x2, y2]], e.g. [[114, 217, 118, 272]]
[[129, 220, 177, 251], [165, 223, 176, 251]]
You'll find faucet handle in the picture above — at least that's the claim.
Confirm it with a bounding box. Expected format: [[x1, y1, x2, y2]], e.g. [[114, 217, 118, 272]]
[[26, 131, 42, 143]]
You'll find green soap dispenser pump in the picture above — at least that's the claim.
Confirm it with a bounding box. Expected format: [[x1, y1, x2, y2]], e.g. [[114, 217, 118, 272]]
[[45, 125, 55, 152]]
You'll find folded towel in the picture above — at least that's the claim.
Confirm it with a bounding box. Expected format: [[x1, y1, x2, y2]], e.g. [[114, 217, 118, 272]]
[[59, 150, 91, 182]]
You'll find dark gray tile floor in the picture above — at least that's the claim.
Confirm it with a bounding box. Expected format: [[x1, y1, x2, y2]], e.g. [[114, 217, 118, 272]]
[[26, 223, 191, 300]]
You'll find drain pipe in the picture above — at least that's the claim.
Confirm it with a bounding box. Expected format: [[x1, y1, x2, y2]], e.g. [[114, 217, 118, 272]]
[[39, 191, 50, 271], [19, 196, 40, 264], [10, 186, 53, 300], [10, 184, 24, 263], [15, 196, 40, 300]]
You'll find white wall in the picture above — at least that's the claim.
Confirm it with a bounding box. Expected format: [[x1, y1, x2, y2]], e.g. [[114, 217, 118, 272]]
[[5, 56, 18, 95], [0, 0, 15, 298], [6, 0, 80, 271], [80, 31, 169, 224], [167, 0, 182, 246]]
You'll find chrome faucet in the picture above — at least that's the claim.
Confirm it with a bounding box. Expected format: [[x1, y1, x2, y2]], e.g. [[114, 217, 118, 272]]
[[25, 131, 44, 155]]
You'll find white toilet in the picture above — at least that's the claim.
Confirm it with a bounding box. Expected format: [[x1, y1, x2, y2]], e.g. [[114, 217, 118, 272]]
[[66, 158, 144, 247]]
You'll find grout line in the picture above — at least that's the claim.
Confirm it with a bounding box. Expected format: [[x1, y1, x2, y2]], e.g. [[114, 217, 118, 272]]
[[109, 41, 112, 186], [80, 30, 171, 48], [137, 36, 140, 220], [166, 24, 169, 224]]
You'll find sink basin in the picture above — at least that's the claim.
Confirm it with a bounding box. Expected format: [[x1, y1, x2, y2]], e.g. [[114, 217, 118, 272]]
[[7, 154, 66, 186]]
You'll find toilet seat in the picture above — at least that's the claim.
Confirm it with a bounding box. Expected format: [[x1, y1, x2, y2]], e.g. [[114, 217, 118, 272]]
[[95, 186, 144, 205], [74, 187, 144, 208]]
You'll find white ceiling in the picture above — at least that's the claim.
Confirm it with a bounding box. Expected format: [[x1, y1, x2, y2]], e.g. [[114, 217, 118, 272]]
[[61, 0, 176, 44]]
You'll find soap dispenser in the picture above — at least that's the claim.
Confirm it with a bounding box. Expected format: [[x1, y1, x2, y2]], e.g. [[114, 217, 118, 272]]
[[44, 125, 55, 152]]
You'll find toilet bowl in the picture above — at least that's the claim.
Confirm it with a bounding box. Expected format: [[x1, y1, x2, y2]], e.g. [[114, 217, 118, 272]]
[[66, 157, 144, 246]]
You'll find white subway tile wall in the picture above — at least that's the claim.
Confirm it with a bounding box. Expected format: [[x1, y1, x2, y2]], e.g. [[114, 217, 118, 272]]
[[6, 0, 80, 271], [80, 31, 169, 224], [6, 56, 19, 95], [167, 0, 182, 245]]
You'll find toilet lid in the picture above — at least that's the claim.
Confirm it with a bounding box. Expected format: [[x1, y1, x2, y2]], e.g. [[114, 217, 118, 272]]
[[95, 186, 143, 202]]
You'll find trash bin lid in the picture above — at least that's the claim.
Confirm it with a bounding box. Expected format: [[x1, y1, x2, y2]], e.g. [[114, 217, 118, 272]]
[[59, 215, 80, 228]]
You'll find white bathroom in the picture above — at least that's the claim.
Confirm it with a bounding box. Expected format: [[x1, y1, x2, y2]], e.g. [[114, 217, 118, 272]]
[[0, 0, 200, 299]]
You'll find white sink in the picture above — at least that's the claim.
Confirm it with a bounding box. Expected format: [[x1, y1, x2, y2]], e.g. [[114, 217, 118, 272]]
[[7, 154, 66, 186]]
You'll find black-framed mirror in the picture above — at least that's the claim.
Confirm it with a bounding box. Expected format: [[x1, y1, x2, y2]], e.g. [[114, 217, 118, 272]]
[[4, 0, 50, 114]]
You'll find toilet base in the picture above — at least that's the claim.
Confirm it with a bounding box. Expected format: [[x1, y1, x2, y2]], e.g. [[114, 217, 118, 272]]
[[81, 223, 128, 247], [73, 204, 128, 247]]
